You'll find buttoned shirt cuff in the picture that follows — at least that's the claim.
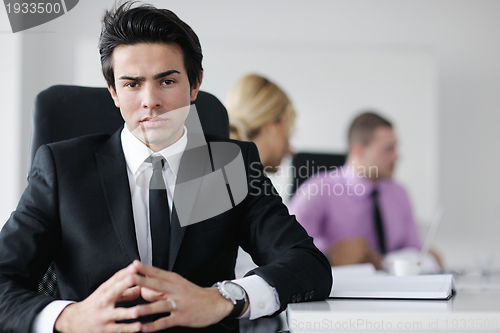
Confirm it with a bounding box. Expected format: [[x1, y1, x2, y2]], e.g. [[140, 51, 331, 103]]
[[32, 300, 75, 333], [232, 275, 280, 320]]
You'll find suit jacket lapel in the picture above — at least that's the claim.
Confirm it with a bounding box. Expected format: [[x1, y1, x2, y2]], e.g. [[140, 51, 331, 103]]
[[95, 129, 140, 263], [93, 129, 212, 270]]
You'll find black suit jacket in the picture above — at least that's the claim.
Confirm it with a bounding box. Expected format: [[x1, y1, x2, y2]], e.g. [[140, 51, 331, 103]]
[[0, 129, 332, 332]]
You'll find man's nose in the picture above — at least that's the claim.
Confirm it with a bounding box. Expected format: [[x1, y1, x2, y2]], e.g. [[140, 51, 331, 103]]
[[141, 85, 162, 109]]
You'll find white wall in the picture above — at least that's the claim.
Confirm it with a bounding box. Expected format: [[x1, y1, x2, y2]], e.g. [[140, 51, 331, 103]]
[[203, 47, 439, 223], [0, 10, 21, 225], [1, 0, 500, 268]]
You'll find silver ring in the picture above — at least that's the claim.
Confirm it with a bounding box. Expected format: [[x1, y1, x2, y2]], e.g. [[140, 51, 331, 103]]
[[166, 298, 177, 311]]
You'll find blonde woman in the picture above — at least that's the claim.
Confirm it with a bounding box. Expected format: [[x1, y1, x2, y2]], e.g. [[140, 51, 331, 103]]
[[227, 74, 296, 332], [226, 74, 296, 172]]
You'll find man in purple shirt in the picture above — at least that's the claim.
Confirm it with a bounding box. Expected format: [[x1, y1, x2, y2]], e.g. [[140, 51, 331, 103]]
[[288, 112, 425, 269]]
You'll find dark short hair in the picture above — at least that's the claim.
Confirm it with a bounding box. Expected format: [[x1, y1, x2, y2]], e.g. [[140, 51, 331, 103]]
[[348, 111, 393, 146], [99, 1, 203, 90]]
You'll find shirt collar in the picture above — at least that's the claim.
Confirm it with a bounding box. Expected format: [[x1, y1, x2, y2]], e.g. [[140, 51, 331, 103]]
[[121, 125, 188, 177], [340, 163, 395, 197], [341, 163, 376, 197]]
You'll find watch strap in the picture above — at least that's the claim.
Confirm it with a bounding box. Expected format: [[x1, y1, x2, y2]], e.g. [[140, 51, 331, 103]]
[[227, 296, 245, 320], [214, 281, 247, 320]]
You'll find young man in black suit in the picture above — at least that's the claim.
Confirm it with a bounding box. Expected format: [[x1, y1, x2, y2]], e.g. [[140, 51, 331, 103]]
[[0, 2, 332, 332]]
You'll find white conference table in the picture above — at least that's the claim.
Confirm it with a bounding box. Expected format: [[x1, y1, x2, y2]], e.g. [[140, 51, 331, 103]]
[[286, 274, 500, 333]]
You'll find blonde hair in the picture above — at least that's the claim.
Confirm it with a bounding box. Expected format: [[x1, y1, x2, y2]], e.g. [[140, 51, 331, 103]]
[[225, 74, 296, 141]]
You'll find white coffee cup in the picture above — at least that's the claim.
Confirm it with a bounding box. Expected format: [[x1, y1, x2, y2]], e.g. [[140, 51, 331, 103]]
[[393, 259, 421, 276]]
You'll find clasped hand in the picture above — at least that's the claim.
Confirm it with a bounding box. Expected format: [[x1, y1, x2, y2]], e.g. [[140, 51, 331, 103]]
[[54, 260, 234, 333]]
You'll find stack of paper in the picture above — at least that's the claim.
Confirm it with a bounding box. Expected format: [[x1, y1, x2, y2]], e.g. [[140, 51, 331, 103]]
[[330, 274, 455, 300]]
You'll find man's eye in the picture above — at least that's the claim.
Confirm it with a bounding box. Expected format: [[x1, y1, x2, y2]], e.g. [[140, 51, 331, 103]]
[[126, 82, 138, 88], [162, 80, 174, 86]]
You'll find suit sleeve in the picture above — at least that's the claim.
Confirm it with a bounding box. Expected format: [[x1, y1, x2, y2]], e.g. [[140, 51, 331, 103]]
[[0, 145, 62, 332], [236, 142, 332, 314]]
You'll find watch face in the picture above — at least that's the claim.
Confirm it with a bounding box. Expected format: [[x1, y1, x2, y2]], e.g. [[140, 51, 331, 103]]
[[224, 282, 245, 299]]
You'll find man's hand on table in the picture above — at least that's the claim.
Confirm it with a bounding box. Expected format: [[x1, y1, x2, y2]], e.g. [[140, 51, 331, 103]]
[[133, 260, 241, 332], [54, 260, 243, 332], [54, 263, 143, 333], [327, 237, 383, 269]]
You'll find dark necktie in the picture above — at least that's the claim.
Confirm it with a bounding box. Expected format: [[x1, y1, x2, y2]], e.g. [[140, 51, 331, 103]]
[[149, 156, 171, 270], [371, 188, 386, 254]]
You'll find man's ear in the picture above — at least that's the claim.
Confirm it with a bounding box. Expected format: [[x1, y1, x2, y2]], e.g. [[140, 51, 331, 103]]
[[189, 73, 203, 102], [107, 84, 120, 108], [349, 143, 365, 158]]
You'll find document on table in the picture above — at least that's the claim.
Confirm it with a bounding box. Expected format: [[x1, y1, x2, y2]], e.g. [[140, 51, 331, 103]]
[[330, 274, 455, 300]]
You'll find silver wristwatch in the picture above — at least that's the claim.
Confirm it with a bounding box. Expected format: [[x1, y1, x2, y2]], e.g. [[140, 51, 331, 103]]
[[214, 281, 247, 319]]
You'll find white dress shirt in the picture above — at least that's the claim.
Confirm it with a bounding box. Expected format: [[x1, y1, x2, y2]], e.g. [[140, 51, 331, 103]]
[[32, 126, 279, 332]]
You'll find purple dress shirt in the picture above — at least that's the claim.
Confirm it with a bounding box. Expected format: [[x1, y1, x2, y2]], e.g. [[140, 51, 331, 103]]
[[288, 165, 421, 254]]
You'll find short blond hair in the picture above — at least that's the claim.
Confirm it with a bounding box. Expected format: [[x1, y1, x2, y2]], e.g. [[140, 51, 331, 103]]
[[225, 74, 296, 141]]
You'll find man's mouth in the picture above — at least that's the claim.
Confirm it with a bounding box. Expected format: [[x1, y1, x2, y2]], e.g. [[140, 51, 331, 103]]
[[140, 116, 167, 128]]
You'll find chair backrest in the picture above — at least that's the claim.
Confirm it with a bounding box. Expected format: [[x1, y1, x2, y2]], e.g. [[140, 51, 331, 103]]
[[29, 85, 229, 169], [290, 152, 347, 196]]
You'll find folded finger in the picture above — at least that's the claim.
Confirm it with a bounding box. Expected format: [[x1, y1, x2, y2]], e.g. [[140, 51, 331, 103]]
[[132, 260, 179, 282], [104, 273, 141, 302], [104, 321, 143, 333], [137, 299, 177, 317], [99, 264, 138, 293], [141, 313, 177, 332], [141, 286, 165, 302], [103, 306, 141, 322], [135, 275, 176, 295], [119, 286, 142, 303]]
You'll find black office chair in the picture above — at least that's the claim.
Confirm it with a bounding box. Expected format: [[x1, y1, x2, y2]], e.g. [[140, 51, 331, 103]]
[[290, 152, 347, 197], [29, 84, 230, 296]]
